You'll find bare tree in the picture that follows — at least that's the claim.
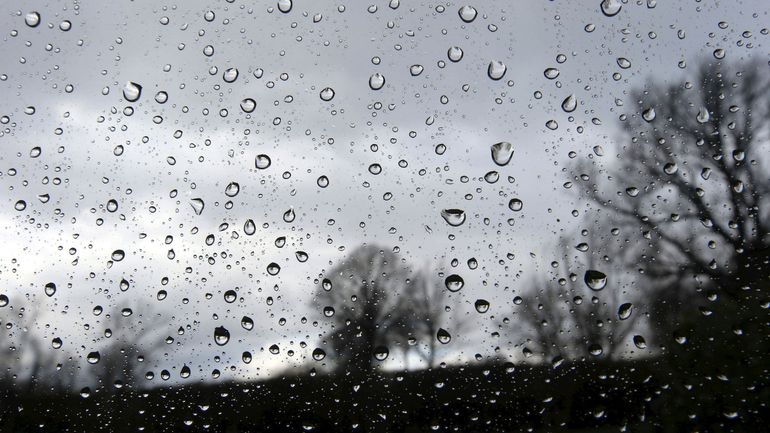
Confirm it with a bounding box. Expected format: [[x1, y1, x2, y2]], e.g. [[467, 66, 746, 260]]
[[515, 236, 638, 363], [315, 245, 449, 375]]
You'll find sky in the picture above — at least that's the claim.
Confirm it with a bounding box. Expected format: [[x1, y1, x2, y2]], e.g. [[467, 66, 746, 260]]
[[0, 0, 768, 387]]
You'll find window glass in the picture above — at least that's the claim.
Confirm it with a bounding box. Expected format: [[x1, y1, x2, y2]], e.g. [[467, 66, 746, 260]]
[[1, 1, 768, 432]]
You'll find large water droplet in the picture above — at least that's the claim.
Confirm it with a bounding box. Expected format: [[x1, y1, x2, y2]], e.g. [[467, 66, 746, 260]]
[[445, 274, 464, 292], [490, 141, 513, 166], [87, 351, 101, 364], [277, 0, 292, 13], [600, 0, 622, 17], [255, 154, 271, 169], [584, 270, 607, 290], [458, 5, 477, 23], [190, 198, 205, 215], [319, 87, 335, 101], [409, 64, 424, 76], [487, 60, 507, 80], [441, 209, 466, 227], [447, 46, 464, 62], [225, 182, 240, 197], [283, 208, 295, 223], [312, 348, 326, 361], [223, 68, 239, 83], [240, 98, 256, 113], [244, 219, 256, 235], [642, 107, 656, 122], [25, 12, 41, 28], [696, 107, 710, 123], [437, 328, 452, 344], [214, 326, 230, 346], [44, 282, 56, 297], [241, 316, 254, 330], [474, 299, 489, 313], [561, 94, 577, 113], [123, 82, 142, 102], [111, 250, 125, 261], [508, 198, 523, 211], [373, 346, 389, 361], [369, 73, 385, 90], [618, 302, 633, 320]]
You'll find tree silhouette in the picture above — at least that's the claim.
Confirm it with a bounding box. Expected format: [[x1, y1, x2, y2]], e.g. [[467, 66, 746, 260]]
[[315, 245, 447, 375], [515, 235, 640, 363], [573, 58, 770, 431]]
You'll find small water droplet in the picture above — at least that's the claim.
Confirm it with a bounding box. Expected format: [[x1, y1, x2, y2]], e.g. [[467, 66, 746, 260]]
[[44, 282, 56, 297], [561, 94, 577, 113], [642, 107, 656, 122], [474, 299, 489, 313], [618, 303, 633, 320], [447, 46, 464, 62], [225, 182, 240, 197]]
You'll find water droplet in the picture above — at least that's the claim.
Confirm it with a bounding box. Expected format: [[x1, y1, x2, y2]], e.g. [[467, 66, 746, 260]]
[[317, 175, 329, 188], [224, 290, 237, 303], [618, 303, 633, 320], [616, 57, 631, 69], [696, 107, 710, 123], [87, 351, 101, 364], [544, 68, 560, 79], [625, 187, 639, 197], [447, 46, 464, 62], [487, 60, 507, 80], [223, 68, 239, 83], [240, 98, 256, 113], [323, 306, 335, 317], [713, 48, 725, 59], [484, 171, 499, 183], [123, 82, 142, 102], [52, 337, 63, 349], [588, 344, 603, 356], [319, 87, 335, 101], [373, 346, 389, 361], [440, 209, 466, 227], [369, 73, 385, 90], [295, 251, 309, 262], [0, 295, 8, 307], [642, 107, 656, 122], [15, 200, 27, 211], [458, 5, 477, 23], [190, 198, 205, 215], [633, 335, 647, 349], [44, 282, 56, 297], [277, 0, 292, 13], [445, 274, 464, 292], [269, 344, 280, 354], [437, 328, 452, 344], [600, 0, 622, 17], [508, 198, 523, 211], [255, 154, 272, 169], [241, 316, 254, 330], [225, 182, 240, 197], [267, 262, 281, 275], [368, 163, 382, 175], [59, 20, 71, 31], [244, 219, 256, 235], [490, 142, 513, 166], [561, 94, 577, 113], [410, 64, 424, 76], [214, 326, 230, 346], [111, 250, 125, 261], [283, 208, 295, 223], [474, 299, 489, 313], [25, 12, 41, 28], [664, 162, 678, 175], [312, 348, 326, 361], [546, 119, 559, 130], [584, 270, 607, 290]]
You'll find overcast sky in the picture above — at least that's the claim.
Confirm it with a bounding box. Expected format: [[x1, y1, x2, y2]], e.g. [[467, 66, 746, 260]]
[[0, 0, 767, 386]]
